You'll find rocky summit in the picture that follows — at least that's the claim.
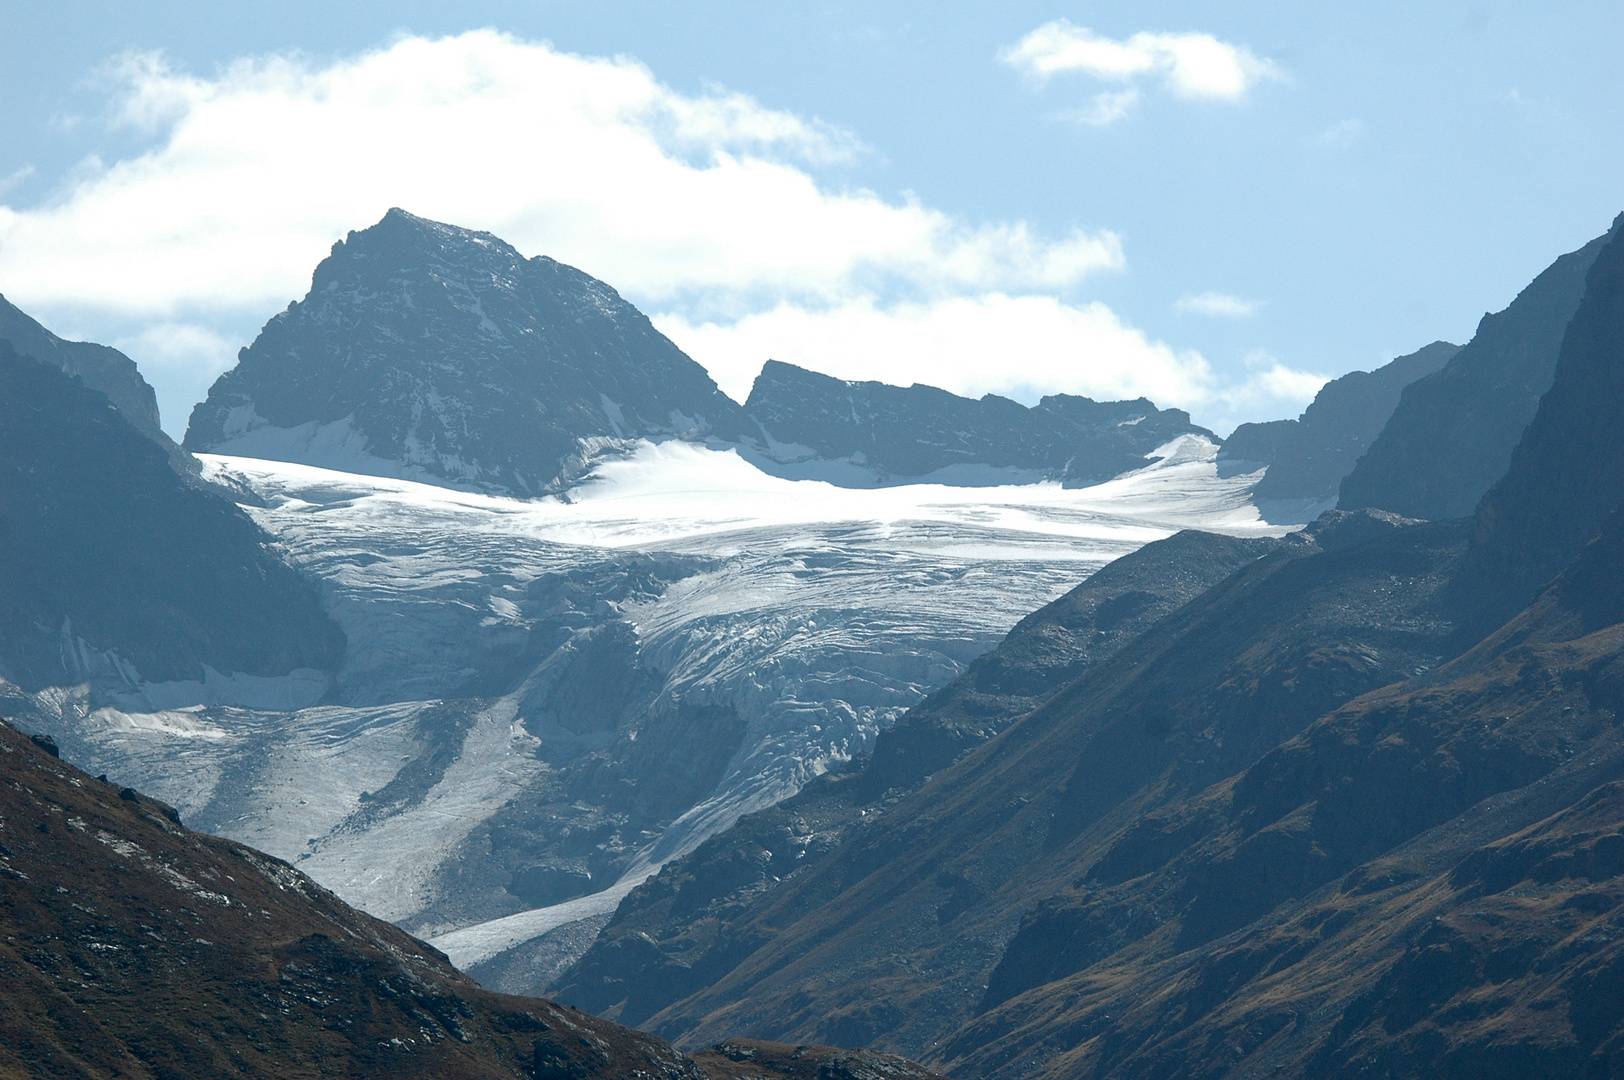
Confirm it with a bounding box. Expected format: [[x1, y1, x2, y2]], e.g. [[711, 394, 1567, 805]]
[[0, 293, 165, 441], [742, 360, 1212, 487], [186, 210, 1224, 497], [184, 208, 749, 494]]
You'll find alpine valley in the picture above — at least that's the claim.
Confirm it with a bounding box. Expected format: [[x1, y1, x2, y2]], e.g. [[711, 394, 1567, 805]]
[[4, 204, 1624, 1080]]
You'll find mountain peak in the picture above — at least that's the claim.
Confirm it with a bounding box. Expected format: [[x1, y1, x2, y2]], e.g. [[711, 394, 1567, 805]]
[[367, 206, 511, 251], [184, 213, 745, 493]]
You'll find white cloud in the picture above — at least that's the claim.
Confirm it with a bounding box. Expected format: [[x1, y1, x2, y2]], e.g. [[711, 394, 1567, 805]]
[[107, 321, 242, 429], [0, 166, 35, 198], [1176, 291, 1260, 318], [1204, 351, 1328, 429], [0, 32, 1122, 324], [0, 30, 1309, 437], [1002, 20, 1281, 110], [658, 297, 1329, 436], [657, 295, 1217, 408], [1316, 118, 1365, 149]]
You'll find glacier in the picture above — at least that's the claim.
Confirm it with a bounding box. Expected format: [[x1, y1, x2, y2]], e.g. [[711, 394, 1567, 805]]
[[21, 434, 1289, 983]]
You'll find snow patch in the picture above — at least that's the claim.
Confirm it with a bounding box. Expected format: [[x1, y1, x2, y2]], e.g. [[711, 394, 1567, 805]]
[[598, 394, 627, 438], [202, 416, 474, 490]]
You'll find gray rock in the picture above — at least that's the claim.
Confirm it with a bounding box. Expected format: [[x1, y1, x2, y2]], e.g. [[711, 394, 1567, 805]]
[[184, 208, 749, 493], [1339, 223, 1614, 519], [741, 360, 1213, 486], [0, 293, 164, 439], [1222, 340, 1459, 504], [0, 340, 343, 691]]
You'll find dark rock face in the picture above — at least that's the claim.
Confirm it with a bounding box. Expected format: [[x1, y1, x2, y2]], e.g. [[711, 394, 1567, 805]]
[[1451, 212, 1624, 637], [949, 599, 1624, 1080], [743, 360, 1212, 486], [0, 340, 343, 689], [1339, 225, 1612, 519], [1038, 392, 1215, 486], [856, 530, 1280, 797], [0, 293, 163, 439], [1222, 340, 1459, 504], [184, 209, 748, 493], [0, 720, 947, 1080]]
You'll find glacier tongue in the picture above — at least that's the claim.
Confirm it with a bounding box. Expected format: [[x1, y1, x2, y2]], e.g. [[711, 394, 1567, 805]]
[[25, 437, 1285, 983]]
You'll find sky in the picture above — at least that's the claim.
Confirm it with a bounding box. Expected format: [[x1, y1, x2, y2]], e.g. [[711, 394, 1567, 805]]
[[2, 2, 1621, 439]]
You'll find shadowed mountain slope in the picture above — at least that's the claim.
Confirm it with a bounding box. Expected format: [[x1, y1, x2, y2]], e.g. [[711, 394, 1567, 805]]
[[0, 719, 949, 1080], [946, 511, 1624, 1079], [0, 341, 343, 691], [1339, 224, 1613, 519], [1222, 340, 1458, 505], [1450, 211, 1624, 639], [0, 293, 163, 439]]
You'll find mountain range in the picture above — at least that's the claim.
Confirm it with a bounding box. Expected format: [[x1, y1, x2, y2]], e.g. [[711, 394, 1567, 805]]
[[741, 360, 1210, 487], [183, 210, 1217, 495], [2, 214, 1281, 1015], [6, 202, 1624, 1080]]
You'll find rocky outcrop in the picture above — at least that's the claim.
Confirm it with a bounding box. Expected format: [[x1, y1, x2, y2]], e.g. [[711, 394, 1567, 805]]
[[0, 339, 343, 691], [185, 209, 749, 493], [1339, 224, 1613, 519], [742, 360, 1213, 486], [1222, 340, 1458, 505]]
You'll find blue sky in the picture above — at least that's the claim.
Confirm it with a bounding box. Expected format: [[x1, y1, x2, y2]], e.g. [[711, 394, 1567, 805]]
[[2, 2, 1621, 437]]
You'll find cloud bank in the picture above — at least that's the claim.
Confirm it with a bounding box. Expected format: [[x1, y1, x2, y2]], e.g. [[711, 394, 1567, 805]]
[[0, 31, 1313, 435]]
